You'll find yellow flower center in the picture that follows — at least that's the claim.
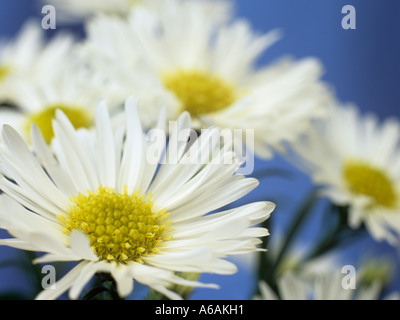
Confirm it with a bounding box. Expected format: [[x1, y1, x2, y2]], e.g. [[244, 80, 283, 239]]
[[128, 0, 143, 7], [343, 160, 397, 208], [25, 105, 92, 144], [61, 186, 172, 263], [163, 69, 237, 117], [0, 65, 11, 82]]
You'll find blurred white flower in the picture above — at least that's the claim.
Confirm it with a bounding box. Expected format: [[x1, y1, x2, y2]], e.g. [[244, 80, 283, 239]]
[[0, 20, 73, 107], [80, 0, 332, 158], [0, 19, 129, 144], [0, 50, 125, 144], [288, 104, 400, 245], [255, 270, 384, 300]]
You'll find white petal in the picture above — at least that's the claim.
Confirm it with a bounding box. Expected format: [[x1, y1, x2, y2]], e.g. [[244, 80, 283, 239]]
[[69, 262, 98, 300], [1, 125, 70, 212], [36, 262, 88, 300], [256, 281, 279, 300], [139, 107, 167, 191], [149, 112, 191, 190], [117, 96, 145, 193], [0, 238, 40, 251], [69, 230, 98, 261], [52, 110, 99, 191], [278, 273, 307, 300], [95, 101, 117, 187], [31, 124, 76, 196], [111, 265, 134, 298], [170, 177, 259, 222]]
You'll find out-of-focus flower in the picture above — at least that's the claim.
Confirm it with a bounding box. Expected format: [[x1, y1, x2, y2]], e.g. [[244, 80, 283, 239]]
[[80, 0, 332, 158], [0, 51, 124, 144], [0, 20, 73, 107], [0, 97, 274, 300], [357, 256, 396, 290], [42, 0, 231, 24], [254, 269, 386, 300], [288, 104, 400, 245]]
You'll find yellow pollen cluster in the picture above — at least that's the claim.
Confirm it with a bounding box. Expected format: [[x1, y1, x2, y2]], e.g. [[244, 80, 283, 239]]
[[163, 69, 237, 117], [128, 0, 143, 7], [0, 65, 10, 82], [25, 105, 92, 144], [61, 186, 171, 263], [343, 160, 397, 208]]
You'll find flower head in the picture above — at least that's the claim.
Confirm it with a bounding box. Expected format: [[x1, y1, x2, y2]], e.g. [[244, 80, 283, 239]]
[[288, 104, 400, 245], [81, 0, 332, 158], [0, 97, 274, 300], [0, 53, 122, 144], [0, 20, 73, 107], [254, 269, 386, 300], [0, 25, 125, 144]]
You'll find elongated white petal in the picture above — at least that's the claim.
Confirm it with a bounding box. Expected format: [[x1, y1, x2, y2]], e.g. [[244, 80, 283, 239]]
[[118, 96, 145, 193], [1, 125, 69, 211], [139, 107, 167, 192], [53, 110, 99, 191], [36, 262, 88, 300], [111, 266, 134, 298], [95, 101, 117, 188], [0, 238, 41, 251], [69, 262, 98, 300], [31, 124, 76, 196]]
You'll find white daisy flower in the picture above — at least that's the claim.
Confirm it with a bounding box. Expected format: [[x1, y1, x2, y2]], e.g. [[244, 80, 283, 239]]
[[0, 97, 274, 300], [81, 1, 332, 158], [0, 19, 74, 106], [288, 104, 400, 245], [254, 270, 384, 300], [0, 50, 123, 144]]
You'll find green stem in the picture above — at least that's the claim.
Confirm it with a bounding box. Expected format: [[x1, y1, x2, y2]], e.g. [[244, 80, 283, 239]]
[[302, 204, 366, 264], [146, 289, 169, 300], [81, 273, 122, 300], [272, 191, 318, 273], [257, 218, 272, 281], [259, 190, 318, 294], [82, 286, 110, 300]]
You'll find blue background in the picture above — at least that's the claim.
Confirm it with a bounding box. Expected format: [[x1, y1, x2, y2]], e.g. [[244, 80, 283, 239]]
[[1, 0, 400, 299]]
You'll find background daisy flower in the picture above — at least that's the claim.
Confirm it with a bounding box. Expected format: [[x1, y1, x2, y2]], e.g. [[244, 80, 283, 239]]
[[0, 19, 73, 108], [0, 97, 274, 300], [0, 50, 125, 144], [287, 104, 400, 246], [254, 269, 389, 300], [80, 0, 333, 158]]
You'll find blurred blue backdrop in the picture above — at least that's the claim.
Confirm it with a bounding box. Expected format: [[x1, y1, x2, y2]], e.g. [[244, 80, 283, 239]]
[[0, 0, 400, 300]]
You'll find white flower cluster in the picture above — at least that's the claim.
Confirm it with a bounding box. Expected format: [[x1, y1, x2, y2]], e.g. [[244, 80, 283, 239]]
[[0, 0, 398, 301]]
